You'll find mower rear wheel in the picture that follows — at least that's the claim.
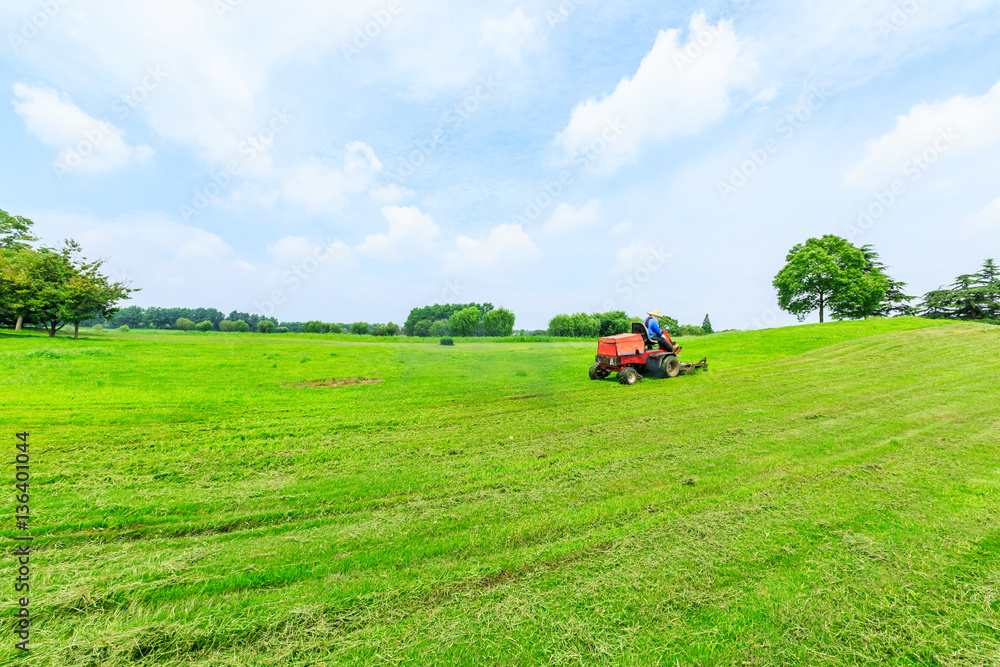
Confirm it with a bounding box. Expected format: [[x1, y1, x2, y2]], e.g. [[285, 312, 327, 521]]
[[645, 355, 667, 379], [618, 367, 640, 385], [663, 355, 681, 378], [589, 363, 609, 380]]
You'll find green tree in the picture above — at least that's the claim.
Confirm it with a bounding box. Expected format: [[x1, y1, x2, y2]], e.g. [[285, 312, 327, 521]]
[[257, 319, 276, 333], [370, 324, 388, 336], [350, 321, 369, 335], [175, 317, 195, 331], [548, 314, 574, 336], [328, 323, 343, 334], [413, 319, 432, 337], [701, 314, 713, 333], [195, 320, 214, 332], [219, 320, 237, 331], [570, 312, 600, 337], [429, 319, 450, 337], [449, 306, 481, 336], [301, 320, 324, 333], [773, 235, 889, 323], [0, 209, 37, 250], [594, 311, 630, 336], [483, 307, 515, 337], [385, 322, 400, 336], [233, 319, 250, 332]]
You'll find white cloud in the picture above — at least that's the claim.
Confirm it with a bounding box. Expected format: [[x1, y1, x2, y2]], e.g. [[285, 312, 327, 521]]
[[357, 205, 439, 260], [481, 7, 537, 67], [543, 200, 602, 234], [556, 12, 756, 173], [267, 234, 354, 271], [843, 79, 1000, 188], [282, 142, 382, 212], [11, 83, 153, 175], [445, 223, 542, 273], [610, 220, 634, 235], [372, 183, 415, 204]]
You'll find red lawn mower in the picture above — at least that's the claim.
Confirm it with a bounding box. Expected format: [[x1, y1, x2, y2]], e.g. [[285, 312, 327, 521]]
[[589, 322, 708, 385]]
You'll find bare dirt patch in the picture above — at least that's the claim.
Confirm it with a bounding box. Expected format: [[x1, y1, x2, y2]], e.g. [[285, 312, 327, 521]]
[[282, 377, 383, 388]]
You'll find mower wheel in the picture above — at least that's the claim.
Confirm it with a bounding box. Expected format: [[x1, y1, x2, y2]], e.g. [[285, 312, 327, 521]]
[[663, 355, 681, 378], [589, 363, 609, 380], [618, 367, 640, 385]]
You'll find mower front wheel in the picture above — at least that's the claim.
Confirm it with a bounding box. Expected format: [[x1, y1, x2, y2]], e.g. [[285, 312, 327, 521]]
[[589, 363, 610, 380], [617, 367, 640, 385]]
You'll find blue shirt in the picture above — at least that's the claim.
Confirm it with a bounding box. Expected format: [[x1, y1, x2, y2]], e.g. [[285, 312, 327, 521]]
[[646, 317, 662, 336]]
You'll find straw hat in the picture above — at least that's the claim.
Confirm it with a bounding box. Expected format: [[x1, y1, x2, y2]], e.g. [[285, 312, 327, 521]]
[[647, 309, 662, 317]]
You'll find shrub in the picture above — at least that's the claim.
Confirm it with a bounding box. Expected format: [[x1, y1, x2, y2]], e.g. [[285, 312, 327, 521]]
[[302, 320, 324, 334], [328, 323, 342, 334], [483, 307, 515, 337], [92, 323, 102, 332], [440, 337, 454, 346], [429, 319, 450, 337], [118, 324, 130, 333], [219, 320, 236, 332], [175, 317, 195, 331], [413, 319, 432, 337], [449, 307, 481, 337], [386, 322, 400, 336], [257, 319, 276, 333], [350, 321, 369, 335], [275, 326, 289, 333], [195, 320, 214, 332], [371, 325, 388, 336], [233, 319, 250, 332]]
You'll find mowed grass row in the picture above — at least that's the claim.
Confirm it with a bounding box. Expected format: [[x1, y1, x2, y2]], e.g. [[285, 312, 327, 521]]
[[1, 317, 998, 665]]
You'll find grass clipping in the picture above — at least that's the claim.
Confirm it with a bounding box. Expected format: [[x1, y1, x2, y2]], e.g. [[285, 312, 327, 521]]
[[281, 377, 382, 388]]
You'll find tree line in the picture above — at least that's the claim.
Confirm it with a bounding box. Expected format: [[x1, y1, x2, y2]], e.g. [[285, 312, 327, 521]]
[[546, 311, 714, 337], [774, 235, 999, 324], [402, 303, 516, 337], [0, 211, 134, 338]]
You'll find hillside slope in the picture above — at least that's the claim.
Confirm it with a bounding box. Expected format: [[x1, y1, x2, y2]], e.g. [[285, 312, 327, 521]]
[[1, 318, 998, 665]]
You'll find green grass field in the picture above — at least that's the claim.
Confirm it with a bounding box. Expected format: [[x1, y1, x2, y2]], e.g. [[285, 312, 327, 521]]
[[2, 317, 999, 666]]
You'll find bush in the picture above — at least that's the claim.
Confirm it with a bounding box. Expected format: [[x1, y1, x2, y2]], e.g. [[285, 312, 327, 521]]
[[440, 337, 454, 346], [118, 324, 130, 333], [302, 320, 324, 334], [350, 321, 370, 335], [328, 323, 342, 334], [386, 322, 400, 336], [219, 320, 236, 332], [175, 317, 195, 331], [483, 307, 515, 337], [275, 326, 289, 333], [413, 319, 432, 337], [429, 319, 450, 337], [371, 325, 388, 336], [92, 323, 102, 332], [229, 319, 250, 333], [257, 319, 276, 333], [195, 320, 214, 332]]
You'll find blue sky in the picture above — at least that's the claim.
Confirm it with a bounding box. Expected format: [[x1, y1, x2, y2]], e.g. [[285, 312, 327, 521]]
[[2, 0, 999, 329]]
